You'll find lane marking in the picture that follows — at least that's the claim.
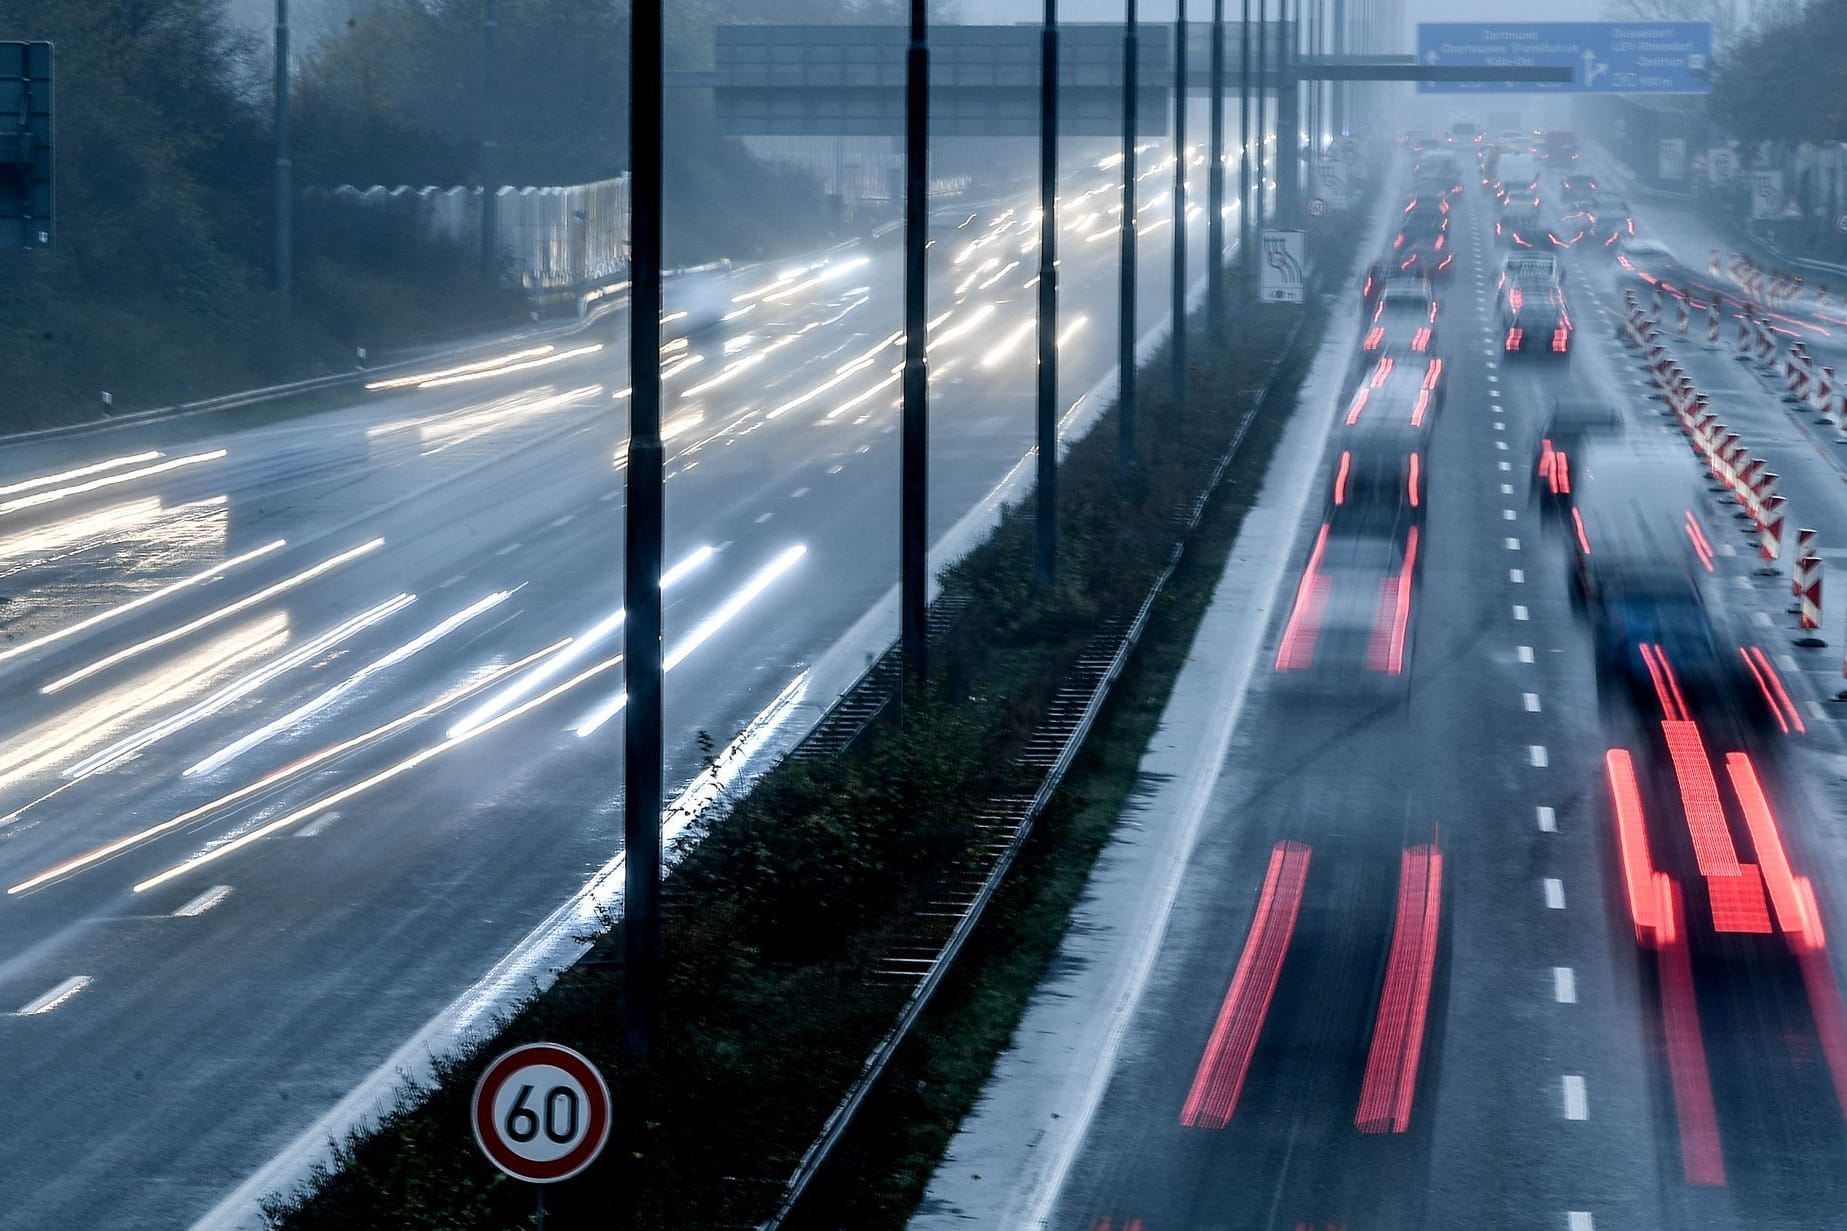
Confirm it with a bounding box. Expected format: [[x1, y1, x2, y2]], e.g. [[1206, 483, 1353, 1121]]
[[1553, 966, 1577, 1004], [790, 486, 811, 499], [1518, 645, 1534, 663], [15, 975, 91, 1016], [1545, 877, 1566, 908], [826, 464, 844, 475], [298, 811, 344, 838], [1531, 744, 1550, 768], [1514, 604, 1530, 621], [1501, 484, 1514, 495], [1568, 1215, 1595, 1231], [1506, 537, 1521, 551], [550, 514, 576, 528], [1510, 568, 1525, 583], [1524, 692, 1541, 712], [1538, 805, 1557, 832], [1499, 461, 1511, 471], [1563, 1074, 1589, 1120], [1503, 509, 1517, 521], [173, 885, 233, 917], [1496, 441, 1509, 451], [494, 541, 521, 557], [1494, 421, 1507, 432], [438, 574, 466, 589], [755, 511, 775, 525]]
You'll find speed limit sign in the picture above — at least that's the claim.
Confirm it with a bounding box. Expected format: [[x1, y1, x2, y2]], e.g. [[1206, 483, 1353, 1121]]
[[472, 1043, 612, 1183]]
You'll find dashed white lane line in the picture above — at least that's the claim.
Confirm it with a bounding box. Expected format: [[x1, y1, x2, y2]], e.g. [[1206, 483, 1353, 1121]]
[[1562, 1074, 1589, 1120], [1779, 652, 1801, 673], [173, 885, 233, 918], [438, 573, 467, 589], [1487, 374, 1500, 383], [1538, 805, 1557, 832], [826, 463, 845, 475], [1499, 460, 1511, 471], [1501, 483, 1514, 495], [1496, 441, 1509, 451], [1568, 1214, 1595, 1231], [1753, 610, 1773, 627], [1718, 541, 1737, 556], [1518, 645, 1535, 663], [1545, 877, 1566, 908], [1531, 744, 1550, 768], [550, 514, 576, 528], [1553, 966, 1578, 1003], [1524, 692, 1542, 712], [1510, 568, 1525, 583], [1505, 537, 1521, 551], [1810, 699, 1829, 722], [14, 976, 91, 1017], [1494, 421, 1507, 432], [754, 511, 774, 524], [1514, 604, 1530, 621], [495, 541, 522, 557], [1503, 509, 1518, 521], [790, 486, 811, 499]]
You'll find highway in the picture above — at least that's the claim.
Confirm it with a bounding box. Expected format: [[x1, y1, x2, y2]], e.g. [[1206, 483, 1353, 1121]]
[[914, 142, 1847, 1231], [0, 144, 1228, 1227]]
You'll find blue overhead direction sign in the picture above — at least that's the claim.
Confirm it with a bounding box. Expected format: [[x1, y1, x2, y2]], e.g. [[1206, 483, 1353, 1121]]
[[1414, 22, 1711, 94]]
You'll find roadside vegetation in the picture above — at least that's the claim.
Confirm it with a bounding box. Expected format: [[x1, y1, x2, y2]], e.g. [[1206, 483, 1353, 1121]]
[[0, 0, 899, 431], [262, 210, 1365, 1231]]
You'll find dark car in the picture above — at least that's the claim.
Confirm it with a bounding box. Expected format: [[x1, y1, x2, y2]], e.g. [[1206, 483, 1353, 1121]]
[[1360, 262, 1435, 314], [1500, 281, 1573, 358], [1361, 289, 1441, 357], [1543, 130, 1580, 162], [1339, 353, 1445, 442]]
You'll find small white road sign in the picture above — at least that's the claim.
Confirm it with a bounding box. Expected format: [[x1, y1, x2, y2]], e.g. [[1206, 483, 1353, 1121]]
[[1261, 229, 1307, 303]]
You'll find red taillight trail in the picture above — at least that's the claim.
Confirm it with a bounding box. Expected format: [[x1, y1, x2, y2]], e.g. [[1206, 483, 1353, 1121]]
[[1355, 844, 1443, 1133]]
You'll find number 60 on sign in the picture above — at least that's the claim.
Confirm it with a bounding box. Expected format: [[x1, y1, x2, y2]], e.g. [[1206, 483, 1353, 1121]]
[[471, 1042, 613, 1183]]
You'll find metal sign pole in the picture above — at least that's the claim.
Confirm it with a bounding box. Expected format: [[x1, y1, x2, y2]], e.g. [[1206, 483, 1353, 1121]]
[[1170, 0, 1187, 402], [1208, 0, 1226, 337], [1118, 0, 1138, 472], [902, 0, 930, 687], [623, 0, 665, 1060], [1037, 1, 1059, 587], [1255, 0, 1268, 245], [1239, 0, 1253, 297], [274, 0, 291, 299], [481, 0, 499, 285]]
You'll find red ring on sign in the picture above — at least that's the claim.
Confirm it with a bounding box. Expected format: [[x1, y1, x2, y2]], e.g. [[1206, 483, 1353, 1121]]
[[471, 1042, 612, 1183]]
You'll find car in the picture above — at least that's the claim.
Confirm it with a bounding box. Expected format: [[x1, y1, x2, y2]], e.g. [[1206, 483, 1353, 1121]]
[[1500, 281, 1573, 358], [1449, 120, 1482, 145], [1499, 252, 1565, 287], [1360, 261, 1434, 314], [1534, 399, 1626, 516], [1339, 353, 1445, 442], [1412, 152, 1465, 196], [1393, 204, 1455, 280], [1361, 289, 1441, 357], [1542, 130, 1580, 162], [1559, 173, 1598, 207], [1496, 194, 1542, 247], [1583, 191, 1634, 245]]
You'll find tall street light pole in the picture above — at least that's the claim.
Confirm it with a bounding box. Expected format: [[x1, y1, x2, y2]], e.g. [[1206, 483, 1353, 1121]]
[[623, 0, 665, 1060], [1117, 0, 1138, 472], [482, 0, 500, 285], [1207, 0, 1226, 338], [901, 0, 930, 686], [1238, 0, 1252, 295], [1037, 1, 1060, 587], [1170, 0, 1187, 402], [274, 0, 291, 299], [1255, 0, 1267, 245]]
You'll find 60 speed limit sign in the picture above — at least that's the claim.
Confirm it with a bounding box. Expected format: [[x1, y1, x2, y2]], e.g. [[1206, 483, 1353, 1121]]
[[472, 1043, 612, 1183]]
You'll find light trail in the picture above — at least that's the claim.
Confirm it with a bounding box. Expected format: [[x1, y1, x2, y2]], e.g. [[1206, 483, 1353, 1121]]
[[571, 544, 807, 737], [0, 451, 162, 499], [64, 595, 415, 780], [0, 450, 226, 519], [0, 539, 286, 668], [8, 643, 566, 896], [41, 538, 386, 695], [188, 589, 516, 778]]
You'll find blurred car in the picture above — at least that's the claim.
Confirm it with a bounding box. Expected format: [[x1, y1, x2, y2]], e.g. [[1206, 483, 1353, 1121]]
[[1449, 119, 1483, 145], [1393, 203, 1455, 280], [1534, 398, 1626, 515], [1277, 441, 1425, 677], [1559, 173, 1598, 207], [1499, 252, 1565, 288], [1412, 151, 1466, 197], [1500, 281, 1573, 358], [1361, 289, 1440, 357], [1496, 193, 1542, 247], [1339, 353, 1445, 442], [1360, 261, 1434, 314], [1543, 129, 1580, 162]]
